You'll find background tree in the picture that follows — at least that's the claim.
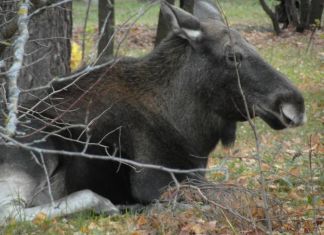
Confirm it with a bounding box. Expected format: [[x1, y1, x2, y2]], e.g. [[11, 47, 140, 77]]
[[98, 0, 115, 60], [0, 0, 72, 136], [260, 0, 323, 34], [0, 1, 72, 101]]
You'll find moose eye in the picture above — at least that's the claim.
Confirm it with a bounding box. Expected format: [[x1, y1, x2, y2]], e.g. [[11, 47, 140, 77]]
[[228, 52, 242, 62], [225, 47, 243, 66]]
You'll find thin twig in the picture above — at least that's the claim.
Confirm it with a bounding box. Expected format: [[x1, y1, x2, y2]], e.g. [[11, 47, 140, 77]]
[[170, 172, 180, 208], [306, 26, 316, 54], [181, 184, 255, 225], [81, 0, 92, 61], [28, 0, 71, 19], [215, 0, 272, 233], [0, 130, 218, 175], [30, 151, 55, 207], [308, 135, 319, 235]]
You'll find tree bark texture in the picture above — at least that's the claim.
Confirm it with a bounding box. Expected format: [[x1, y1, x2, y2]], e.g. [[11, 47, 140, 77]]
[[98, 0, 114, 60], [273, 0, 323, 32], [259, 0, 281, 35], [309, 0, 324, 26], [297, 0, 311, 32], [0, 1, 72, 102]]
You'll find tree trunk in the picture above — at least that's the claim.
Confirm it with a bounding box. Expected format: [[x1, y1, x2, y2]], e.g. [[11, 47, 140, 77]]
[[0, 1, 72, 102], [98, 0, 114, 60], [180, 0, 195, 13], [259, 0, 281, 35], [309, 0, 324, 27], [296, 0, 311, 32], [272, 0, 323, 32]]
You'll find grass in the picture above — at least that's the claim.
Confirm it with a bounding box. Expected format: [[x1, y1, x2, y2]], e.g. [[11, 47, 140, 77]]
[[220, 0, 272, 27], [73, 0, 160, 28], [2, 0, 324, 234], [72, 0, 273, 28]]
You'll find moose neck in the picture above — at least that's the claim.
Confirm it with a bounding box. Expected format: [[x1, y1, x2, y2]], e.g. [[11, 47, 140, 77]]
[[127, 36, 190, 87], [53, 36, 232, 157], [132, 37, 227, 156]]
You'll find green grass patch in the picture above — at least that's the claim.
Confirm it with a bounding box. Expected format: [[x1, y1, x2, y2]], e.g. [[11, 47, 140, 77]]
[[73, 0, 160, 29], [73, 0, 273, 29], [260, 42, 323, 85], [219, 0, 272, 27]]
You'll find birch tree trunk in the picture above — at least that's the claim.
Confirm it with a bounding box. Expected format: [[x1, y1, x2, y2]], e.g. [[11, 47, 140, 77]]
[[0, 1, 72, 104]]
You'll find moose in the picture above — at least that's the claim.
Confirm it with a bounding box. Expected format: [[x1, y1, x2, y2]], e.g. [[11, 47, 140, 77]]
[[0, 0, 306, 223]]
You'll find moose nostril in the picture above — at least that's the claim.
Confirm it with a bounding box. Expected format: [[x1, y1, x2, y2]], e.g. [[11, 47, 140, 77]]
[[281, 103, 306, 126], [281, 104, 295, 123]]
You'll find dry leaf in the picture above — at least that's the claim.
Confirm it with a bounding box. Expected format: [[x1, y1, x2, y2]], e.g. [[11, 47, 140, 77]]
[[131, 231, 150, 235], [136, 215, 148, 227], [288, 191, 302, 200], [252, 207, 265, 219], [80, 226, 89, 234], [180, 223, 204, 235], [289, 167, 301, 177], [261, 163, 271, 171], [303, 220, 315, 233], [88, 222, 98, 230], [32, 212, 47, 225]]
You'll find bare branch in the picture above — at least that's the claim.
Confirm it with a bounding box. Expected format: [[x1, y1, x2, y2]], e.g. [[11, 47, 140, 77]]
[[0, 0, 71, 55], [30, 151, 55, 207], [0, 131, 226, 176], [216, 0, 273, 233], [81, 0, 92, 62], [28, 0, 71, 19]]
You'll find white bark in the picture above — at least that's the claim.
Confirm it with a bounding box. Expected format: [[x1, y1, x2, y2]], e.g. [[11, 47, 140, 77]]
[[5, 1, 30, 136]]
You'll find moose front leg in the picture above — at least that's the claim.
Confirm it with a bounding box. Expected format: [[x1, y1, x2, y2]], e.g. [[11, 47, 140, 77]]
[[130, 168, 174, 203], [130, 166, 208, 204], [128, 129, 207, 203], [129, 144, 206, 203], [1, 190, 119, 223]]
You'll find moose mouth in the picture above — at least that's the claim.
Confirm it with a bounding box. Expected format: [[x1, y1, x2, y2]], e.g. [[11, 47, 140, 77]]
[[256, 103, 306, 130]]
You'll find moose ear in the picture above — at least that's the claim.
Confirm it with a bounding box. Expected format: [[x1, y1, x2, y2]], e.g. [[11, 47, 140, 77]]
[[161, 1, 202, 41], [194, 0, 224, 22]]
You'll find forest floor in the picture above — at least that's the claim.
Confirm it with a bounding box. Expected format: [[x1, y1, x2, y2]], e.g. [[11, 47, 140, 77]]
[[2, 0, 323, 234]]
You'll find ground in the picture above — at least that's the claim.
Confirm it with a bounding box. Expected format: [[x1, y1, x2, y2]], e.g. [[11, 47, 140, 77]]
[[1, 0, 323, 234]]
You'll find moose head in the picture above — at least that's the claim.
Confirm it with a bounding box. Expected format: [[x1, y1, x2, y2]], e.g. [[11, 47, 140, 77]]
[[160, 1, 306, 136]]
